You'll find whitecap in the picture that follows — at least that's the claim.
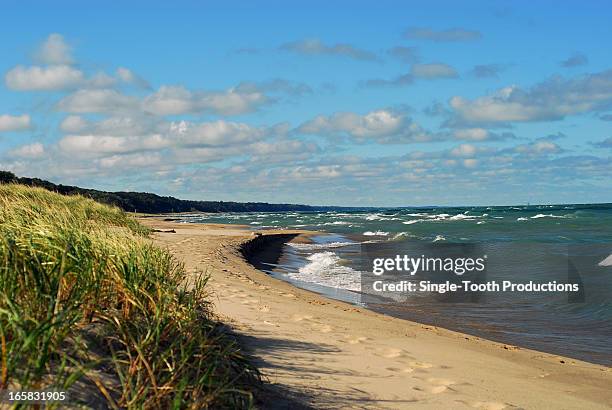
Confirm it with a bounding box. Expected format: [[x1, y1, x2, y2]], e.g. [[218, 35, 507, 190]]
[[433, 235, 446, 242], [363, 231, 389, 236], [289, 251, 361, 291], [287, 241, 357, 250], [449, 214, 479, 220], [598, 254, 612, 267], [402, 219, 422, 225], [531, 213, 566, 219]]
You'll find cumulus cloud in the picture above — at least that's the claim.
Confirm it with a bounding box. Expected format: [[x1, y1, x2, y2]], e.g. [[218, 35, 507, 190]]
[[34, 33, 73, 65], [560, 52, 588, 68], [0, 114, 31, 132], [9, 142, 44, 158], [57, 89, 140, 113], [5, 64, 149, 91], [170, 120, 267, 147], [453, 128, 515, 141], [116, 67, 151, 89], [512, 140, 562, 155], [58, 134, 168, 156], [59, 115, 89, 133], [280, 38, 377, 61], [298, 109, 440, 144], [449, 69, 612, 124], [404, 27, 482, 42], [5, 65, 84, 91], [56, 118, 276, 161], [142, 85, 268, 116]]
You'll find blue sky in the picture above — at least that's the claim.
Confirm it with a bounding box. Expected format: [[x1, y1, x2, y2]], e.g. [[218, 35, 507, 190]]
[[0, 0, 610, 206]]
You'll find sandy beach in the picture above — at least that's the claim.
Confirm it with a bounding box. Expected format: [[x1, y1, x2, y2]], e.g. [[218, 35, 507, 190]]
[[142, 218, 612, 409]]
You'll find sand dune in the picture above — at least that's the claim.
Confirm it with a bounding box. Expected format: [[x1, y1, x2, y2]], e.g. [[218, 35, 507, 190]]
[[142, 218, 612, 409]]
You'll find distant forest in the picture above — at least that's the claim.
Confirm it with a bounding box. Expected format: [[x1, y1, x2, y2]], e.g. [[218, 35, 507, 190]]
[[0, 171, 341, 213]]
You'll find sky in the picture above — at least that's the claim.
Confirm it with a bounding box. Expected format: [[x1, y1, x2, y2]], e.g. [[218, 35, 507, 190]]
[[0, 0, 611, 207]]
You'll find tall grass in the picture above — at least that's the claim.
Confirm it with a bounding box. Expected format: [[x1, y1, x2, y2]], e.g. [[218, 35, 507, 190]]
[[0, 184, 259, 408]]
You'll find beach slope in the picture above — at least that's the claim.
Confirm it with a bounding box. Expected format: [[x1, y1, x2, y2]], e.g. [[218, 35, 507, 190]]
[[143, 218, 612, 410]]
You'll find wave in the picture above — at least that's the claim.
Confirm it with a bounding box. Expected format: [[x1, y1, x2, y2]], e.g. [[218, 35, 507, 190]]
[[403, 219, 421, 225], [531, 214, 566, 219], [364, 214, 401, 221], [391, 232, 415, 240], [449, 213, 479, 220], [599, 254, 612, 267], [288, 251, 361, 291], [363, 231, 389, 236], [287, 241, 357, 250]]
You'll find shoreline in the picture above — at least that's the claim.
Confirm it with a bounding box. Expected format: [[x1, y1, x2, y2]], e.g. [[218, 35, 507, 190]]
[[142, 217, 612, 409]]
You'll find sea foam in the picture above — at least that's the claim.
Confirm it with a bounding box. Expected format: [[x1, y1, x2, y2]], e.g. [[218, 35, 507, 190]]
[[289, 251, 361, 291]]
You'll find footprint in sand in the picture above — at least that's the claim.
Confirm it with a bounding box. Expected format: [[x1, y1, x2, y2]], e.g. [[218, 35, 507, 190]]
[[311, 323, 333, 333], [468, 401, 508, 410], [374, 347, 408, 359], [412, 377, 461, 394], [386, 367, 415, 374], [258, 305, 270, 312], [345, 336, 369, 345], [291, 314, 314, 322], [408, 361, 434, 369]]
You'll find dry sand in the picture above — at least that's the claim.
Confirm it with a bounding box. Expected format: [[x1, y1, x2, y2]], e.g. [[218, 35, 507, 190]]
[[142, 218, 612, 409]]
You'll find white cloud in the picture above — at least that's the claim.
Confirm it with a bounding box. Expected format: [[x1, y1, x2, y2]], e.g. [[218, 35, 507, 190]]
[[58, 134, 168, 156], [56, 118, 270, 159], [450, 144, 479, 157], [0, 114, 31, 132], [9, 142, 44, 158], [57, 89, 139, 113], [173, 120, 266, 147], [116, 67, 150, 88], [98, 152, 162, 169], [59, 115, 89, 132], [5, 65, 84, 91], [34, 33, 73, 65], [452, 128, 516, 142], [513, 141, 561, 155], [449, 70, 612, 123], [299, 109, 439, 144], [453, 128, 489, 141], [142, 85, 268, 116]]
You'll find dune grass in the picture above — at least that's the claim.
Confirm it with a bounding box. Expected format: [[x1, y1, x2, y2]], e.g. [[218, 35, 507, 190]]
[[0, 184, 260, 408]]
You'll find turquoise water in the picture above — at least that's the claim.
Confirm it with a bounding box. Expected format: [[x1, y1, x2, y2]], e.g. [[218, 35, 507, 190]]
[[179, 204, 612, 365]]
